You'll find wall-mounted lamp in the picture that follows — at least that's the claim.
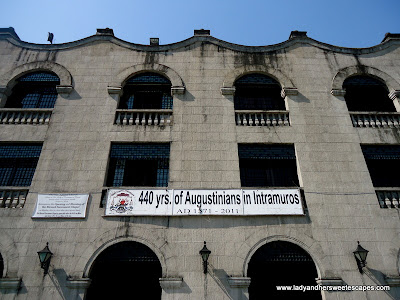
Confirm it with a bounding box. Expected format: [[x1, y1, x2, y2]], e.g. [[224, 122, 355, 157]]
[[199, 241, 211, 274], [353, 241, 369, 273], [37, 242, 53, 275]]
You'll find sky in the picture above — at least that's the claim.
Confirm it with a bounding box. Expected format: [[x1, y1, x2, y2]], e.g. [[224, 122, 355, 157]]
[[2, 0, 400, 48]]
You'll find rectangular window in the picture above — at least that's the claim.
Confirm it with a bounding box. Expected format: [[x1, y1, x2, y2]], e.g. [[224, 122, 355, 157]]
[[238, 144, 299, 187], [106, 143, 170, 187], [361, 145, 400, 187], [0, 143, 42, 186]]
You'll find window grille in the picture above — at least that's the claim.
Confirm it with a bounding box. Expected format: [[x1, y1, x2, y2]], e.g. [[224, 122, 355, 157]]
[[238, 144, 298, 187], [107, 144, 170, 187], [0, 144, 42, 186], [361, 145, 400, 187], [19, 72, 60, 82], [6, 72, 60, 109], [126, 72, 171, 84], [119, 73, 173, 109], [343, 75, 395, 112], [234, 74, 284, 110]]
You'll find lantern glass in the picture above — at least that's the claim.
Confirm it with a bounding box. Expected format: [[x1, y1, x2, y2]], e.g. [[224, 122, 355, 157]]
[[37, 243, 52, 264], [199, 242, 211, 263]]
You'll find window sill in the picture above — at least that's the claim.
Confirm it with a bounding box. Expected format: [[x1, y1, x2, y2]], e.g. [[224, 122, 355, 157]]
[[375, 188, 400, 208], [0, 188, 29, 208], [235, 110, 290, 126], [0, 108, 52, 125], [114, 109, 173, 126], [349, 111, 400, 128]]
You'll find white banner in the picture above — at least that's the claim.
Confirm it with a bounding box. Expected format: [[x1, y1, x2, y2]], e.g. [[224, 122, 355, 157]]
[[32, 194, 89, 218], [105, 189, 303, 216]]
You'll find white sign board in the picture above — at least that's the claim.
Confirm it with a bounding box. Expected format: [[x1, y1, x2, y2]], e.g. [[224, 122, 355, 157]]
[[105, 189, 303, 216], [32, 194, 89, 218]]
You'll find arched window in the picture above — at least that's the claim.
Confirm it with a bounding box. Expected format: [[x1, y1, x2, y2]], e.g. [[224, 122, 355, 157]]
[[86, 241, 162, 300], [343, 75, 395, 112], [6, 72, 60, 108], [119, 72, 172, 109], [234, 74, 285, 110], [248, 241, 321, 300], [0, 252, 3, 278]]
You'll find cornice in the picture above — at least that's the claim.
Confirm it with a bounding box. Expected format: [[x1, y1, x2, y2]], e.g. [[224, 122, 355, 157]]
[[0, 33, 399, 55]]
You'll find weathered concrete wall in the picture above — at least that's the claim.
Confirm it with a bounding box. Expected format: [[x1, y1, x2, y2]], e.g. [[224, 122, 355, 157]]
[[0, 30, 399, 300]]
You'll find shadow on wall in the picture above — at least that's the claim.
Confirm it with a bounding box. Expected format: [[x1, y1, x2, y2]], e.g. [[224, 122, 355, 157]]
[[291, 92, 310, 104], [49, 268, 71, 300], [366, 268, 398, 300], [209, 267, 248, 300], [163, 280, 192, 295]]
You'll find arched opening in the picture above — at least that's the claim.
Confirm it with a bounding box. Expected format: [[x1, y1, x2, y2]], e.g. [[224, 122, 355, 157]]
[[119, 72, 172, 109], [86, 241, 162, 300], [234, 74, 284, 110], [343, 75, 395, 112], [248, 241, 321, 300], [6, 72, 60, 108], [0, 252, 3, 278]]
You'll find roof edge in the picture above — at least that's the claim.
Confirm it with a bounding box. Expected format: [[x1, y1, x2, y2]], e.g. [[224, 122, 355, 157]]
[[0, 28, 399, 55]]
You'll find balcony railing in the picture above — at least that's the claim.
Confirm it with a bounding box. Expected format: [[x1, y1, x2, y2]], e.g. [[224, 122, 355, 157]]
[[0, 189, 28, 208], [350, 112, 400, 128], [115, 109, 173, 126], [0, 109, 52, 125], [376, 189, 400, 208], [235, 110, 290, 126]]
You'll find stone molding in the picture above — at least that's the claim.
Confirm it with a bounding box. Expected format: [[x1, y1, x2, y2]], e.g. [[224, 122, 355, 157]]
[[0, 61, 73, 88], [221, 87, 235, 96], [316, 277, 344, 286], [66, 278, 92, 290], [385, 275, 400, 287], [332, 65, 400, 92], [0, 278, 21, 291], [389, 90, 400, 101], [171, 86, 185, 95], [107, 86, 123, 95], [227, 277, 251, 288], [159, 277, 183, 289], [56, 85, 73, 95], [331, 89, 346, 97], [281, 87, 298, 98]]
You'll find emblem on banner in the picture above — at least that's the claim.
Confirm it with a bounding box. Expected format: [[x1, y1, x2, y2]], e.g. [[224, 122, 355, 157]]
[[109, 191, 134, 213]]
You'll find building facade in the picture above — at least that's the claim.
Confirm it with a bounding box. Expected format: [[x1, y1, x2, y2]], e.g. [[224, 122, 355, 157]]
[[0, 27, 399, 299]]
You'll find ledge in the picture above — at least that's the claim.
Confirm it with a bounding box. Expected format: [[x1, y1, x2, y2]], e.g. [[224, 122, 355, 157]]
[[221, 87, 235, 95], [331, 89, 346, 96], [56, 85, 73, 95], [227, 277, 251, 288], [66, 278, 92, 290], [316, 278, 344, 286], [171, 86, 185, 95], [385, 275, 400, 287], [107, 86, 123, 95], [159, 277, 183, 289], [281, 87, 298, 97], [0, 278, 21, 291]]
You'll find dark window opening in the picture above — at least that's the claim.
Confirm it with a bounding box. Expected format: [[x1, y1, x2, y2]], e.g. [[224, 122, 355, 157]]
[[248, 241, 321, 300], [0, 144, 42, 186], [0, 253, 3, 278], [106, 143, 169, 187], [361, 145, 400, 187], [343, 76, 395, 112], [234, 74, 285, 110], [86, 241, 162, 300], [6, 72, 60, 108], [239, 144, 299, 187], [119, 72, 172, 109]]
